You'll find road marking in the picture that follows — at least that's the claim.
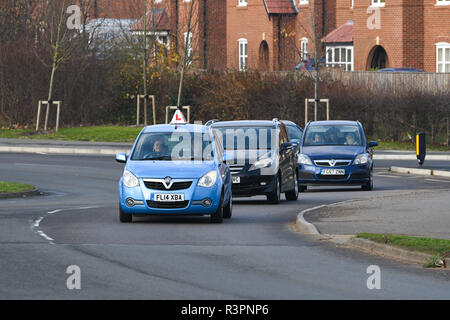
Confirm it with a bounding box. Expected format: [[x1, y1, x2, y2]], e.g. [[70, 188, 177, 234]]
[[425, 179, 450, 183], [374, 174, 400, 178], [30, 206, 102, 244]]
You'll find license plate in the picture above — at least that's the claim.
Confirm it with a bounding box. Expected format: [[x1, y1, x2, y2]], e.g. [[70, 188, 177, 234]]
[[152, 193, 185, 202], [321, 169, 345, 175], [232, 176, 240, 184]]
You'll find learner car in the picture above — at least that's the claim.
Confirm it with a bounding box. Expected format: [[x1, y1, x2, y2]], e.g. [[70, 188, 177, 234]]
[[298, 120, 378, 191], [116, 122, 232, 223], [211, 119, 298, 203]]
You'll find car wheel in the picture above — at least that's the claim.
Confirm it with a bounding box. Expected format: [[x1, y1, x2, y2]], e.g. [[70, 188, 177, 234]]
[[267, 174, 281, 204], [119, 206, 132, 223], [285, 171, 299, 201], [223, 196, 232, 219], [211, 193, 224, 223], [362, 170, 373, 191]]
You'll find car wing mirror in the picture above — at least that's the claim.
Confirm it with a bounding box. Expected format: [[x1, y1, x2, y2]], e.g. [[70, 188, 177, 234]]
[[115, 153, 127, 163], [280, 142, 293, 153], [367, 141, 378, 148]]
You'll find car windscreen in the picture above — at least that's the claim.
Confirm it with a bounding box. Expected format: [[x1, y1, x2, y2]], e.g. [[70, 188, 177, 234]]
[[286, 125, 303, 141], [213, 126, 274, 150], [131, 132, 214, 161], [303, 125, 362, 146]]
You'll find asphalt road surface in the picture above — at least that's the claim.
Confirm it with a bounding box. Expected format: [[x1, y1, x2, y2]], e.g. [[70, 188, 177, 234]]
[[1, 153, 450, 299]]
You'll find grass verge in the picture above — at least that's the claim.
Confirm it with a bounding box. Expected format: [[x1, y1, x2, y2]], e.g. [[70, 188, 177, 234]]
[[0, 181, 36, 193], [0, 126, 142, 143], [357, 233, 450, 268]]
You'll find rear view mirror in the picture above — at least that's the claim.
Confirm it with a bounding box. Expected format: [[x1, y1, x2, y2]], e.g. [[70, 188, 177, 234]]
[[115, 153, 127, 163], [367, 141, 378, 148]]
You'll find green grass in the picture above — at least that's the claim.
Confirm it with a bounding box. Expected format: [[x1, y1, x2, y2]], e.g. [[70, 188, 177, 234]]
[[357, 233, 450, 267], [0, 127, 449, 149], [0, 126, 142, 143], [0, 181, 35, 193], [374, 140, 450, 152]]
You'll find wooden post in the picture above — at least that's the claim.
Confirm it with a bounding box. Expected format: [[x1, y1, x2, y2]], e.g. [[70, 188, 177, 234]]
[[36, 101, 42, 131], [304, 98, 308, 126], [136, 97, 140, 126], [55, 101, 61, 132]]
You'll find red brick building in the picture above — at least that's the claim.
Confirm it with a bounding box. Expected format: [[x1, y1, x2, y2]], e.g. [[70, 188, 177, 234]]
[[125, 0, 449, 72]]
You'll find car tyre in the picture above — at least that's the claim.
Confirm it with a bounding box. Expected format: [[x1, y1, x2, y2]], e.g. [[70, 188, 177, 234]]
[[285, 171, 299, 201], [211, 193, 224, 223], [223, 196, 232, 219], [267, 174, 281, 204], [119, 206, 132, 223], [362, 170, 373, 191]]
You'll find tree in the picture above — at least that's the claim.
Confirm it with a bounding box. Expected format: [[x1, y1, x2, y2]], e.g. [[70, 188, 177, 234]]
[[34, 0, 83, 130]]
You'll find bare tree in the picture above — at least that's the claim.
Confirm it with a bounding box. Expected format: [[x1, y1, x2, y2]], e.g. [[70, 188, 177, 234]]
[[34, 0, 83, 130]]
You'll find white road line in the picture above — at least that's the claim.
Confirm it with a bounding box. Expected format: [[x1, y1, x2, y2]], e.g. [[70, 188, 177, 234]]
[[374, 174, 400, 178], [30, 205, 102, 244], [425, 179, 450, 183]]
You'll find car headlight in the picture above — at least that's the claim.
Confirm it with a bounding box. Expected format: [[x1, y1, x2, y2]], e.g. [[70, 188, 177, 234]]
[[298, 154, 313, 165], [354, 153, 369, 165], [249, 158, 272, 171], [197, 171, 217, 188], [123, 170, 139, 188]]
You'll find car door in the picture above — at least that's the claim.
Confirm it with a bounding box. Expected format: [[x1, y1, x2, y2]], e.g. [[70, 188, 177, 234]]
[[278, 124, 293, 192]]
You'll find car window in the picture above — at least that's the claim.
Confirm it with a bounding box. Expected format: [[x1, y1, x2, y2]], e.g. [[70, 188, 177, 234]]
[[303, 125, 362, 146], [131, 132, 214, 161], [213, 126, 274, 150], [286, 125, 303, 141]]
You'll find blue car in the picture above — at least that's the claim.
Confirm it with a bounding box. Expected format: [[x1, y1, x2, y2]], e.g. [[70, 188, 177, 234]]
[[115, 123, 232, 223], [297, 120, 378, 191]]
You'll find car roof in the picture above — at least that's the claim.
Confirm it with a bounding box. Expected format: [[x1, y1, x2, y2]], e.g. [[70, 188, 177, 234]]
[[280, 120, 300, 127], [211, 120, 275, 127], [307, 120, 360, 127], [142, 124, 210, 133]]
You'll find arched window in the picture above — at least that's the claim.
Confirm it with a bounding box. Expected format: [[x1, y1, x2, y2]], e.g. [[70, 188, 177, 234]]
[[300, 37, 308, 60]]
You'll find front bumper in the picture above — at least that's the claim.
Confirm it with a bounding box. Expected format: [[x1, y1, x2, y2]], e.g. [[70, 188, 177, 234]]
[[231, 172, 277, 197], [298, 163, 370, 186], [119, 178, 222, 215]]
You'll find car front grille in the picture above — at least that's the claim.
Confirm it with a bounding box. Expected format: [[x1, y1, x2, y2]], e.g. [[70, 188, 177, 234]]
[[313, 160, 352, 167], [144, 181, 192, 190], [146, 200, 190, 209], [229, 165, 245, 175], [316, 174, 349, 180]]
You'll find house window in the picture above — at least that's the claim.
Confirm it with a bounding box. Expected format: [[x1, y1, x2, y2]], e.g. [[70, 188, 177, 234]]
[[184, 32, 193, 64], [238, 38, 248, 71], [371, 0, 385, 7], [436, 42, 450, 72], [238, 0, 247, 6], [351, 0, 354, 8], [436, 0, 450, 5], [326, 46, 353, 71], [299, 0, 309, 4], [154, 0, 162, 3], [300, 37, 308, 60]]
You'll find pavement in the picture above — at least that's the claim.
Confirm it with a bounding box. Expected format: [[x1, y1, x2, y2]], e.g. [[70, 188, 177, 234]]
[[2, 152, 450, 299], [305, 187, 450, 239]]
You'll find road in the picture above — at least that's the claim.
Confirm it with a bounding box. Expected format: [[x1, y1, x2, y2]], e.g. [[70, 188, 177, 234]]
[[1, 153, 450, 299]]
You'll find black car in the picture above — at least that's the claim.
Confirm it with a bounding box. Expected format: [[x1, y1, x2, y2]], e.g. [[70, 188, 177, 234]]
[[210, 119, 298, 203]]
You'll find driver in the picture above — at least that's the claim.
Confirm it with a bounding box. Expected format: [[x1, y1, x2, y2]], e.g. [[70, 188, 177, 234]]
[[152, 138, 167, 153]]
